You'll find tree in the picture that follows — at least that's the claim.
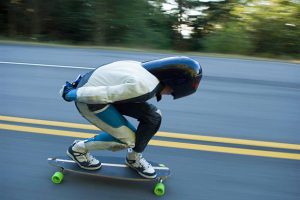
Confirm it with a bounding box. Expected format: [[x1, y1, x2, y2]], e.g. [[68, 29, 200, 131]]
[[233, 0, 300, 56], [92, 0, 174, 48], [189, 0, 239, 50], [250, 0, 299, 55], [202, 21, 254, 54]]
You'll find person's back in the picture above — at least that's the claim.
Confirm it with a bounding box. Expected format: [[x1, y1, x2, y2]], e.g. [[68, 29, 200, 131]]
[[75, 60, 161, 104]]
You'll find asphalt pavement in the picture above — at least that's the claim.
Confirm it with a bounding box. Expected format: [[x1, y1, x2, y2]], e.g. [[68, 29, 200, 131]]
[[0, 43, 299, 200]]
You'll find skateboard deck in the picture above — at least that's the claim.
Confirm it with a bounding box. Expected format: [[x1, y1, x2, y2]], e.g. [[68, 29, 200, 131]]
[[48, 156, 170, 196]]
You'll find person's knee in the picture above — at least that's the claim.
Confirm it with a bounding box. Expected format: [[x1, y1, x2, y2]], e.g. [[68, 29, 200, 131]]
[[143, 105, 162, 131], [152, 108, 162, 127]]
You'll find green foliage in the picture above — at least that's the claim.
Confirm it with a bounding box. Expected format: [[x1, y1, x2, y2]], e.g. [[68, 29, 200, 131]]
[[91, 0, 174, 48], [0, 0, 299, 58], [247, 0, 300, 56], [47, 0, 95, 42], [251, 17, 300, 56], [202, 22, 254, 54], [229, 0, 300, 57]]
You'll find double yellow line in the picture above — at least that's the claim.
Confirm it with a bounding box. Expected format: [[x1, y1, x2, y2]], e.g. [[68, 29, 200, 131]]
[[1, 115, 300, 160]]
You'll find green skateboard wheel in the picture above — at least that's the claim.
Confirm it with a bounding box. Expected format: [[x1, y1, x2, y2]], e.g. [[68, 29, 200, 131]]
[[154, 182, 165, 196], [52, 171, 64, 184]]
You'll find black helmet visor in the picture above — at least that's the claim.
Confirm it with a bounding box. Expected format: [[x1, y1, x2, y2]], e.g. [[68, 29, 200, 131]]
[[171, 73, 202, 99]]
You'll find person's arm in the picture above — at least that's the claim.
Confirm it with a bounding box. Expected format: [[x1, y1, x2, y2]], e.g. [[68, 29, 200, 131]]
[[75, 78, 151, 104]]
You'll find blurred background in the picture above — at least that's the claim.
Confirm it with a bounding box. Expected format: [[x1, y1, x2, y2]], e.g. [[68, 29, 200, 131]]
[[0, 0, 299, 59]]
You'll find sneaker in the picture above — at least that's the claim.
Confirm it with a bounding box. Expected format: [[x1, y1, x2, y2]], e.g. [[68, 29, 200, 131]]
[[67, 140, 101, 170], [125, 149, 157, 179]]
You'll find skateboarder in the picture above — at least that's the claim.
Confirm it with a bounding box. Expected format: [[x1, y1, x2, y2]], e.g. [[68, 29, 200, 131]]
[[60, 56, 202, 179]]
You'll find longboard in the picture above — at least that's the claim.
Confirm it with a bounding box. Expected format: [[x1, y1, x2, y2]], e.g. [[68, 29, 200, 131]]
[[48, 156, 170, 196]]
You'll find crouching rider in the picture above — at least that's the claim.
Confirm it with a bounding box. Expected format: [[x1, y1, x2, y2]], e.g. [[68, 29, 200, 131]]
[[60, 56, 202, 179]]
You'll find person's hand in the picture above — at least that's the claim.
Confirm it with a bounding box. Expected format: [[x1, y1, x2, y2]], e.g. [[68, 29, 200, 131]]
[[60, 81, 77, 102]]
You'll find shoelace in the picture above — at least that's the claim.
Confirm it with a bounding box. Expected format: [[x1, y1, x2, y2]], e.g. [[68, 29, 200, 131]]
[[138, 156, 152, 169], [85, 153, 97, 163]]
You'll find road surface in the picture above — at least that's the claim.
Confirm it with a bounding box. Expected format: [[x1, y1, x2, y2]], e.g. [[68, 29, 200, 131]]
[[0, 44, 299, 200]]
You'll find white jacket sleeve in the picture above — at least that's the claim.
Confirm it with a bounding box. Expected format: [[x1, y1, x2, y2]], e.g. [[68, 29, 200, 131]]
[[76, 78, 153, 104]]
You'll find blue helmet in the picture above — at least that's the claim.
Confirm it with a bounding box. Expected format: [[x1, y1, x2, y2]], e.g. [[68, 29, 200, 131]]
[[142, 56, 202, 99]]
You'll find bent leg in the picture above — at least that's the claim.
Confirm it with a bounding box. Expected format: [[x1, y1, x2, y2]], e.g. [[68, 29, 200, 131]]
[[75, 102, 136, 151], [114, 102, 162, 153]]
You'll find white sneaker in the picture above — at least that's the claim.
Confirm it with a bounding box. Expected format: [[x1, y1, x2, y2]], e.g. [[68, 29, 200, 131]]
[[67, 140, 101, 170], [125, 149, 157, 179]]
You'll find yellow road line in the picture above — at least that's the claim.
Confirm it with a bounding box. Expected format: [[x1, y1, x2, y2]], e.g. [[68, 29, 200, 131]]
[[0, 115, 97, 130], [0, 123, 94, 138], [157, 131, 300, 150], [1, 115, 300, 150], [1, 123, 300, 161], [149, 140, 300, 160]]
